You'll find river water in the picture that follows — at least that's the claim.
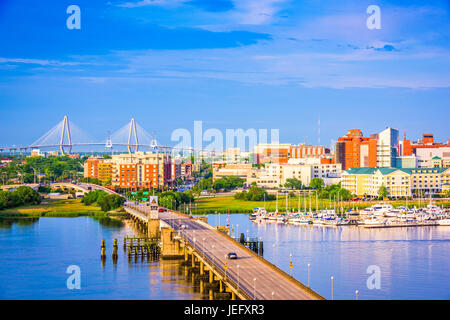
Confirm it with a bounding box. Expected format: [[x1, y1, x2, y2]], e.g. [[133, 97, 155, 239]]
[[0, 216, 204, 300], [1, 214, 449, 300]]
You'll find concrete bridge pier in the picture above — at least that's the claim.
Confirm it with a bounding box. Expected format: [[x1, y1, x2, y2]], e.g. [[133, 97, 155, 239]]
[[199, 280, 204, 294], [160, 227, 184, 259], [209, 269, 214, 284], [184, 246, 189, 262], [191, 253, 196, 267], [200, 261, 204, 276], [209, 289, 214, 300], [148, 219, 160, 238]]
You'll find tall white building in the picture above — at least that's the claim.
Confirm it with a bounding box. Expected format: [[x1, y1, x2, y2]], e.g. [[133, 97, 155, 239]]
[[377, 127, 399, 167]]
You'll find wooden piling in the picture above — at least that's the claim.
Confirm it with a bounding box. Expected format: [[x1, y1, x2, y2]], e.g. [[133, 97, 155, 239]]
[[112, 238, 118, 260], [101, 239, 106, 259]]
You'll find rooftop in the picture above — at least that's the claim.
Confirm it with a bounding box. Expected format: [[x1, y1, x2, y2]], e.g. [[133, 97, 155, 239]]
[[345, 167, 449, 175]]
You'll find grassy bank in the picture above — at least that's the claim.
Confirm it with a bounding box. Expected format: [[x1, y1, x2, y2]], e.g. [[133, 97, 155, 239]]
[[0, 199, 109, 218], [193, 195, 450, 214]]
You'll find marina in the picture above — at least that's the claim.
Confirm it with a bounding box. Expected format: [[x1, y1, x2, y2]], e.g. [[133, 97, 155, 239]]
[[249, 201, 450, 229]]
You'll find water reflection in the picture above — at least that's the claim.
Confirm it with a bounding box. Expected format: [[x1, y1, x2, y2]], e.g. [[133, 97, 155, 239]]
[[0, 216, 206, 300], [92, 216, 124, 228], [0, 217, 39, 228]]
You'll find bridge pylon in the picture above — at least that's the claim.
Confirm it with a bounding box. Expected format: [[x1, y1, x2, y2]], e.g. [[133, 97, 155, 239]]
[[128, 118, 139, 153], [105, 131, 113, 153], [60, 116, 72, 155]]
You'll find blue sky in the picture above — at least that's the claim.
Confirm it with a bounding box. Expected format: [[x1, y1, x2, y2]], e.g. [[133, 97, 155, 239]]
[[0, 0, 449, 150]]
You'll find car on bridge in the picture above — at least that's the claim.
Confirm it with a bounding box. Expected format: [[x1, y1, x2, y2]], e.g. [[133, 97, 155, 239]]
[[225, 252, 238, 260]]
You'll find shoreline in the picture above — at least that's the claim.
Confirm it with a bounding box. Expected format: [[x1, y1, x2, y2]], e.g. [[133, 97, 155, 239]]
[[0, 199, 126, 218]]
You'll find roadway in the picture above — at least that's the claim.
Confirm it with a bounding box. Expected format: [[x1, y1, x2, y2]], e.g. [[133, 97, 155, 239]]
[[128, 203, 323, 300]]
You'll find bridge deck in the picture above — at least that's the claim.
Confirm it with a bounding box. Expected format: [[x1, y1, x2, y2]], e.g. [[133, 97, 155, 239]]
[[125, 203, 323, 301]]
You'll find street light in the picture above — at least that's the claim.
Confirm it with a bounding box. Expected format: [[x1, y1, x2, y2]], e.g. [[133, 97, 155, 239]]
[[331, 276, 334, 300], [237, 265, 240, 289], [202, 238, 206, 258], [307, 264, 311, 288], [289, 253, 293, 277], [355, 290, 359, 300]]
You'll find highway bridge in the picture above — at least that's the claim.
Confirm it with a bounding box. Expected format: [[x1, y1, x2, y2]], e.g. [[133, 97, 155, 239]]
[[124, 203, 324, 301], [1, 182, 119, 195]]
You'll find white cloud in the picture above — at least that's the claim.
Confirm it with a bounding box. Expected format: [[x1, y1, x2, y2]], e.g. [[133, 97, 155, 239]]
[[0, 58, 85, 66], [231, 0, 288, 25], [104, 41, 450, 89]]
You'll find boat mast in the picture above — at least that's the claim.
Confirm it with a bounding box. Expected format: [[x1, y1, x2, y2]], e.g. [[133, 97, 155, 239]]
[[276, 191, 278, 213], [316, 191, 318, 213], [309, 192, 312, 214], [304, 192, 306, 213], [264, 193, 266, 210], [286, 192, 288, 214]]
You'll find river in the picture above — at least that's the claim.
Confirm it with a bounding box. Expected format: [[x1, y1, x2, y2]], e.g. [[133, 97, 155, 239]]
[[0, 216, 205, 300]]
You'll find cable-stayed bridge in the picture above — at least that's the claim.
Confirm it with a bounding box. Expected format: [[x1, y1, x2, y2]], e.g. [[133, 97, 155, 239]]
[[0, 116, 196, 155]]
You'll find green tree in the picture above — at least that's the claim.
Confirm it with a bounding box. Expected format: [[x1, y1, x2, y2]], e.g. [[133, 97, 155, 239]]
[[378, 186, 389, 199], [310, 178, 325, 190], [234, 186, 275, 201], [82, 190, 107, 206], [285, 178, 303, 190], [14, 186, 41, 205], [98, 194, 125, 212], [212, 176, 244, 191]]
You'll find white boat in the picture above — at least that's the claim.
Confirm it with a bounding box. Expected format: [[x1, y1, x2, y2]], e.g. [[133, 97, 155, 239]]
[[360, 204, 394, 217], [290, 217, 313, 225], [438, 218, 450, 226], [335, 218, 351, 226], [385, 209, 401, 217], [425, 204, 444, 215], [319, 209, 337, 220], [312, 219, 325, 225], [363, 216, 387, 227], [323, 218, 350, 226], [250, 208, 267, 220]]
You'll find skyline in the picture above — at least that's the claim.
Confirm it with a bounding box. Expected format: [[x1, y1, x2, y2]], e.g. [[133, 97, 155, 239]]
[[0, 115, 447, 153], [0, 0, 449, 147]]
